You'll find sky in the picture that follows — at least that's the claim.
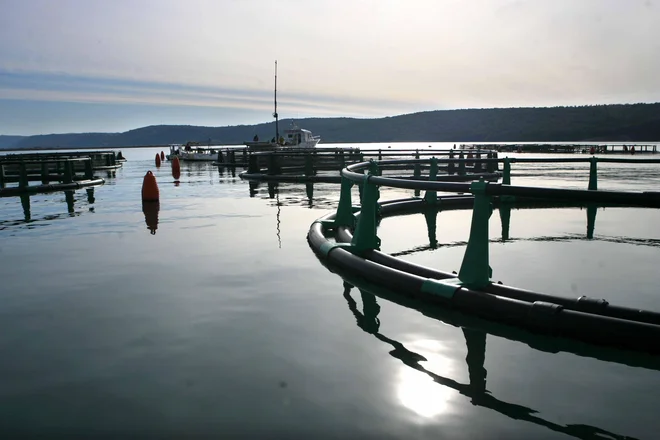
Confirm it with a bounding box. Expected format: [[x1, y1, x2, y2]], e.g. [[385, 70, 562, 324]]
[[1, 0, 659, 135]]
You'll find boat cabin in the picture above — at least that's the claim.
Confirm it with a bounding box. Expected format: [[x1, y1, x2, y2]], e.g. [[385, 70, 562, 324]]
[[285, 128, 316, 146]]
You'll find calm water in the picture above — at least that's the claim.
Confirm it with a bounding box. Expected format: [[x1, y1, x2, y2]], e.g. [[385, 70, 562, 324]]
[[1, 143, 660, 439]]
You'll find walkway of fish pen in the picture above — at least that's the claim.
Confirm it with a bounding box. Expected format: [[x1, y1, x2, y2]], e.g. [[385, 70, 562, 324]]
[[307, 156, 660, 354], [235, 147, 501, 183], [0, 151, 115, 197], [461, 143, 658, 154]]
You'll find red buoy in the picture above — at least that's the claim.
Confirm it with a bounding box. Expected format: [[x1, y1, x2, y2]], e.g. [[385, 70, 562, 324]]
[[172, 156, 181, 180], [160, 151, 165, 161], [155, 153, 161, 167], [141, 170, 159, 202]]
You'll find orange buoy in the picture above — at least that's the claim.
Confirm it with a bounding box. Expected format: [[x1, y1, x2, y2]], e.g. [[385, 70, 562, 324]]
[[155, 153, 161, 167], [142, 170, 159, 202], [172, 156, 181, 180], [160, 151, 165, 161], [142, 201, 160, 235]]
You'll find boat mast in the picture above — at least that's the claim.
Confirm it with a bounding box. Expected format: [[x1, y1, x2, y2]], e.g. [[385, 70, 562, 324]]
[[273, 60, 279, 143]]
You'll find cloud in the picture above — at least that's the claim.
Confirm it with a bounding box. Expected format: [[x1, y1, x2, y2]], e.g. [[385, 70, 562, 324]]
[[0, 70, 426, 117]]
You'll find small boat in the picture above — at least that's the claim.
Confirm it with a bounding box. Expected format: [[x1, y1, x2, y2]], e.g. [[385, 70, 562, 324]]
[[244, 61, 321, 151], [245, 123, 321, 150], [166, 142, 218, 161]]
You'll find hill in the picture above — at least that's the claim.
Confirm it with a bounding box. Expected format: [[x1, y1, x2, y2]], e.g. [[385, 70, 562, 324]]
[[3, 103, 660, 150], [0, 135, 26, 149]]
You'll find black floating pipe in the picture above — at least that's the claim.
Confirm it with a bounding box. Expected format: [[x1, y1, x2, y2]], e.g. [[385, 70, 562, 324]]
[[309, 217, 660, 354], [335, 196, 660, 326]]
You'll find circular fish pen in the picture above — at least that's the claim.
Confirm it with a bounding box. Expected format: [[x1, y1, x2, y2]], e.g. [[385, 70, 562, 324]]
[[308, 156, 660, 354]]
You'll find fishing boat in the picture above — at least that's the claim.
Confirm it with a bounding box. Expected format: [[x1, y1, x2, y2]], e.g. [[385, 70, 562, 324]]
[[244, 61, 321, 151], [166, 142, 218, 161]]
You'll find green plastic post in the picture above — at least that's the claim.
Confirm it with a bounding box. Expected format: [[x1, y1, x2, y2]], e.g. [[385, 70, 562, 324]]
[[84, 159, 93, 180], [413, 150, 421, 197], [588, 157, 597, 191], [41, 162, 49, 184], [502, 158, 511, 185], [248, 154, 259, 173], [458, 179, 493, 289], [305, 153, 314, 176], [19, 161, 28, 188], [351, 162, 381, 252], [424, 208, 438, 248], [424, 157, 438, 205], [333, 176, 356, 229], [63, 161, 73, 183]]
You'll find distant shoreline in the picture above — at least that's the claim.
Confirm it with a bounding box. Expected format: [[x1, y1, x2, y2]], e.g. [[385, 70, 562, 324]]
[[2, 103, 660, 150]]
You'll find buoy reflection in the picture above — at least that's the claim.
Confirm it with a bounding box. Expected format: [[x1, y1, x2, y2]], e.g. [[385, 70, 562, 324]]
[[142, 201, 160, 235]]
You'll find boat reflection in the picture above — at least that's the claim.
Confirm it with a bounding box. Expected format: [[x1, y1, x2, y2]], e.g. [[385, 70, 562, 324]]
[[340, 279, 651, 439]]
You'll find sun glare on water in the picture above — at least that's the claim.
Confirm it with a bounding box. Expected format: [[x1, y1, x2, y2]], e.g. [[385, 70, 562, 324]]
[[394, 339, 457, 419]]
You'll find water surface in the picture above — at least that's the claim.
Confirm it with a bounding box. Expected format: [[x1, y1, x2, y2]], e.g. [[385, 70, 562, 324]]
[[1, 144, 659, 439]]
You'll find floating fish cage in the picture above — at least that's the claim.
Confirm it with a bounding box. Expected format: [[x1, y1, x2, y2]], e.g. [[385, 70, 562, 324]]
[[0, 153, 108, 197], [237, 148, 500, 184], [308, 156, 660, 354]]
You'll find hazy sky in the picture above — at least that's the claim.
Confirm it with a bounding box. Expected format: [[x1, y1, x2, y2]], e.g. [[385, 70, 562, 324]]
[[1, 0, 659, 135]]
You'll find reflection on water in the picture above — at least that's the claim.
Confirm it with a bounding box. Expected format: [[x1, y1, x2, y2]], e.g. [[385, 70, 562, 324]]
[[249, 181, 345, 210], [1, 188, 96, 230], [20, 194, 30, 221], [276, 190, 281, 249], [342, 283, 640, 439], [142, 201, 160, 235], [390, 202, 660, 258]]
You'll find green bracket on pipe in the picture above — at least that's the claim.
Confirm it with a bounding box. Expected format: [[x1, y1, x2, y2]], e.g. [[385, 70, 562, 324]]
[[588, 156, 598, 191], [421, 277, 463, 299], [351, 161, 381, 253], [332, 176, 357, 230], [424, 157, 438, 205], [458, 178, 493, 289]]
